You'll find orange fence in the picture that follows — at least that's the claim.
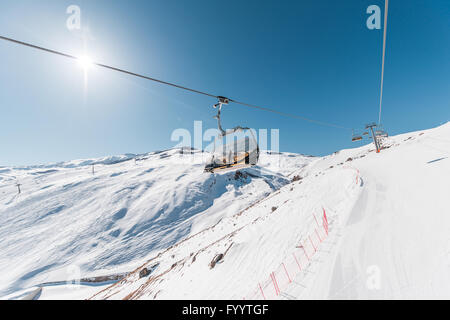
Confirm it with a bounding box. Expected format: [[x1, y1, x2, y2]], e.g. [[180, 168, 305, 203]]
[[343, 165, 360, 185], [244, 167, 361, 300], [245, 208, 329, 300]]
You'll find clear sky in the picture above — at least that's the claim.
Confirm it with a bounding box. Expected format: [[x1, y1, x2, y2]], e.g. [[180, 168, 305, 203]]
[[0, 0, 449, 166]]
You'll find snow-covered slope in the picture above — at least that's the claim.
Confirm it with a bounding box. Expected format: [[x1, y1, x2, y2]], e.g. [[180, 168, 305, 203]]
[[0, 149, 312, 298], [87, 122, 450, 300], [293, 122, 450, 299], [2, 122, 450, 300]]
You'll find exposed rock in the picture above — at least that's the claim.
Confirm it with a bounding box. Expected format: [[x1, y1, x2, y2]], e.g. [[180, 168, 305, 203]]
[[209, 253, 224, 269], [139, 268, 150, 279], [234, 170, 247, 180]]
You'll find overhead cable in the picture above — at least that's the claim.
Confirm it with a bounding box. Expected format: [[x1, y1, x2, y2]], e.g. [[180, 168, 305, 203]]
[[0, 35, 350, 130]]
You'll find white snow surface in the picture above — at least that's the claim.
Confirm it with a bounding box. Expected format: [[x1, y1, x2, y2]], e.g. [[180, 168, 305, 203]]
[[0, 148, 311, 298], [1, 122, 450, 300]]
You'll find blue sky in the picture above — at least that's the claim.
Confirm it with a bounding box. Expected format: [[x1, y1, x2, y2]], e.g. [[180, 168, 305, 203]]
[[0, 0, 449, 166]]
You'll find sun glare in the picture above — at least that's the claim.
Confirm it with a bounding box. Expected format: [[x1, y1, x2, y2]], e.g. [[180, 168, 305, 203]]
[[77, 55, 93, 69]]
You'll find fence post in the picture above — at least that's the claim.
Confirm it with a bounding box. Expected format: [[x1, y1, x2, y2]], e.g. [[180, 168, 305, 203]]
[[323, 220, 328, 236], [309, 235, 317, 253], [323, 208, 328, 225], [282, 263, 292, 283], [315, 229, 322, 243], [259, 283, 266, 300], [271, 272, 280, 296], [314, 214, 320, 228], [302, 245, 310, 261], [274, 272, 280, 295], [322, 208, 329, 235], [293, 252, 302, 271]]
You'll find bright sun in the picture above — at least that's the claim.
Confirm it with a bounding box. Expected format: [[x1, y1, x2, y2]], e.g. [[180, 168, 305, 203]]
[[77, 55, 93, 69]]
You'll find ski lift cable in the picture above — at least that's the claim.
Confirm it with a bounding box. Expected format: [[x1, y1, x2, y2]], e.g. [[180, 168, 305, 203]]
[[0, 34, 350, 131], [229, 99, 350, 130], [0, 35, 218, 99], [378, 0, 389, 126]]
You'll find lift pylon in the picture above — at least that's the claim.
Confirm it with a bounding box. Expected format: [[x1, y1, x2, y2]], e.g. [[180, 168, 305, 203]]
[[366, 123, 381, 153]]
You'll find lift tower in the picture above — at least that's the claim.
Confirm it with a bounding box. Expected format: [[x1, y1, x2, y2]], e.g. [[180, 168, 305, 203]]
[[366, 123, 381, 153]]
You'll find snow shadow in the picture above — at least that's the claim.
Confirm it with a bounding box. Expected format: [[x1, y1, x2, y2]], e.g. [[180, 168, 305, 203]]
[[427, 157, 447, 164]]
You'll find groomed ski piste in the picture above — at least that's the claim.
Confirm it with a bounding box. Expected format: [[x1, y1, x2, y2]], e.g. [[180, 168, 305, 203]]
[[1, 122, 449, 300]]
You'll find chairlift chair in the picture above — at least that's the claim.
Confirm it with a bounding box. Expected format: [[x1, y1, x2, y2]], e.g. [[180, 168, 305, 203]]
[[351, 130, 363, 142], [375, 124, 388, 138], [204, 97, 260, 173]]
